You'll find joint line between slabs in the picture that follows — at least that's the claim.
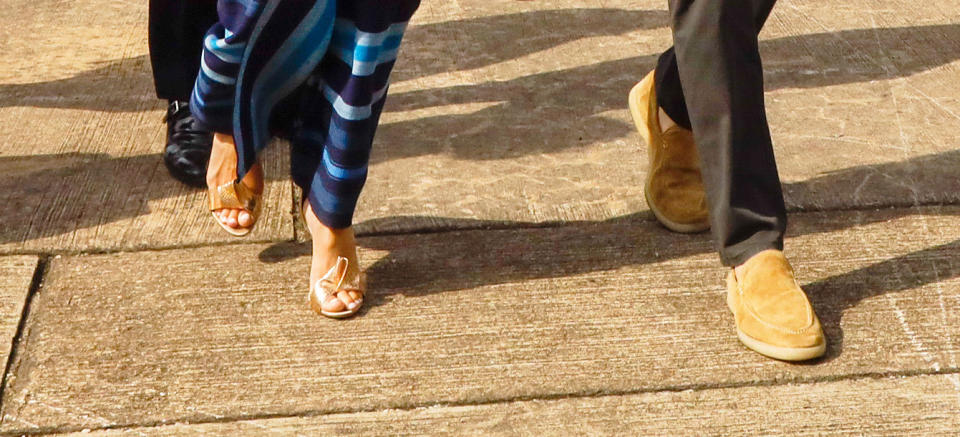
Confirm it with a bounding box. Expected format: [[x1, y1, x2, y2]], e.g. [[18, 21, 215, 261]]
[[2, 200, 960, 259], [0, 254, 51, 417], [5, 367, 960, 436]]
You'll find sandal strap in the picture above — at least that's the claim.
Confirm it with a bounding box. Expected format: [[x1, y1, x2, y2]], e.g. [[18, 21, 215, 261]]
[[312, 256, 365, 301], [209, 180, 258, 212]]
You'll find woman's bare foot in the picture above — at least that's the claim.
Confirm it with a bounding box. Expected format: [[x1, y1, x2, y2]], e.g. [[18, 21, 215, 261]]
[[206, 133, 264, 231], [304, 201, 362, 313]]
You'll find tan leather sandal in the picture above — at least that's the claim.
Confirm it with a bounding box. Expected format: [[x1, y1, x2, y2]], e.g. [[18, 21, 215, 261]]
[[208, 179, 262, 237], [309, 256, 366, 319]]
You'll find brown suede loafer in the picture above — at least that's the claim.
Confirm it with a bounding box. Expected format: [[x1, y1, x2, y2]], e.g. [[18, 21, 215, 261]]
[[726, 250, 826, 361], [628, 70, 709, 233]]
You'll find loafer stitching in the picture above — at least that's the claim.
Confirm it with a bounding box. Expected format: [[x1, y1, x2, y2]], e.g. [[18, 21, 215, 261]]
[[736, 274, 817, 336]]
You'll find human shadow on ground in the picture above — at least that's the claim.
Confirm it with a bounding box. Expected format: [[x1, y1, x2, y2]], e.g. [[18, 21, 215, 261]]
[[782, 149, 960, 210], [0, 8, 666, 113], [3, 13, 958, 164], [4, 129, 960, 254], [375, 23, 960, 163], [256, 149, 960, 363], [6, 16, 957, 246], [261, 207, 960, 363], [392, 8, 669, 82], [0, 55, 158, 113], [802, 239, 960, 364], [0, 151, 291, 247]]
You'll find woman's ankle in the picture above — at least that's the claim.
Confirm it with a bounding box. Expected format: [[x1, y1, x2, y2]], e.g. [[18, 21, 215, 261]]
[[206, 133, 237, 187], [303, 199, 357, 258], [310, 225, 356, 251]]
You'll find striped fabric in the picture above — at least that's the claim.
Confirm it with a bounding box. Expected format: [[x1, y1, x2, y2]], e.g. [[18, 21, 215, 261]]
[[191, 0, 420, 229]]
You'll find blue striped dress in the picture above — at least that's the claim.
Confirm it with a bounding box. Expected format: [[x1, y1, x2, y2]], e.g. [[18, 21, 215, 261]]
[[191, 0, 420, 229]]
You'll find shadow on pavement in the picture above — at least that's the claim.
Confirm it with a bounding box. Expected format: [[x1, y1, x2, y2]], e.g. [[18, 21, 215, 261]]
[[0, 152, 290, 246], [375, 23, 960, 162], [0, 55, 157, 113], [393, 8, 669, 82], [1, 14, 956, 166], [253, 140, 960, 362], [802, 239, 960, 364], [258, 195, 960, 365], [0, 8, 666, 113], [3, 10, 960, 362], [783, 149, 960, 209]]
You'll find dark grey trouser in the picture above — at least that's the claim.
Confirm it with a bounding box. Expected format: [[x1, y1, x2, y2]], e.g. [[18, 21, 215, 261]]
[[654, 0, 787, 266], [148, 0, 218, 101]]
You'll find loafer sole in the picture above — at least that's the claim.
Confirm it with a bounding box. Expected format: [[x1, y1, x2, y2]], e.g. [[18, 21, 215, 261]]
[[734, 328, 826, 362], [644, 185, 711, 233], [629, 74, 709, 234]]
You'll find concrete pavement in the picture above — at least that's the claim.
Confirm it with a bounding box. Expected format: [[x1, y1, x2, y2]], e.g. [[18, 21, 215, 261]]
[[0, 0, 959, 434]]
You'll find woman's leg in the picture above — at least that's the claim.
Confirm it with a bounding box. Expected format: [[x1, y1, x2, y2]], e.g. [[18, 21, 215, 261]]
[[292, 0, 420, 313], [207, 133, 263, 230], [191, 4, 268, 231], [195, 0, 340, 232]]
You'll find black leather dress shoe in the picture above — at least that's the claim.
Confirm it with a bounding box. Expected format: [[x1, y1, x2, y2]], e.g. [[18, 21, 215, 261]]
[[163, 100, 213, 188]]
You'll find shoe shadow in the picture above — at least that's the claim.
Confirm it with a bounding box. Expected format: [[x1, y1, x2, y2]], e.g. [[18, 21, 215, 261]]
[[802, 239, 960, 364], [258, 211, 712, 299]]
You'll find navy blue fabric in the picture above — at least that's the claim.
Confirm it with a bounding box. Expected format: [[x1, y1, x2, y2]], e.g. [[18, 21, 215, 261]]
[[191, 0, 420, 228]]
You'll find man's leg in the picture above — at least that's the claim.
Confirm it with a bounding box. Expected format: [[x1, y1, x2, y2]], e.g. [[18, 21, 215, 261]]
[[629, 4, 779, 234], [667, 0, 785, 266], [653, 2, 775, 136], [650, 0, 825, 361], [149, 0, 218, 101], [149, 0, 218, 187]]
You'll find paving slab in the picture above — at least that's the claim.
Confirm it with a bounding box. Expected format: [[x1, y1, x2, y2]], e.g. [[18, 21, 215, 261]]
[[4, 0, 960, 252], [358, 0, 960, 234], [70, 374, 960, 436], [0, 0, 293, 255], [3, 207, 960, 433], [0, 256, 38, 377]]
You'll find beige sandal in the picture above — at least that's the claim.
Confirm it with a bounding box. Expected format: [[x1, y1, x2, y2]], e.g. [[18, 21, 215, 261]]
[[309, 256, 366, 319], [208, 180, 262, 237]]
